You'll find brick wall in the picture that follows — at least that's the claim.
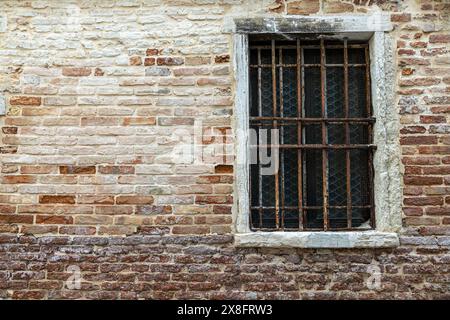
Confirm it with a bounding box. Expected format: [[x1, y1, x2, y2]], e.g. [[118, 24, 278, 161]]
[[0, 0, 449, 299]]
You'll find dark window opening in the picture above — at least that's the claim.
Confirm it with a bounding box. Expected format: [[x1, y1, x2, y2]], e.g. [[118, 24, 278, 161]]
[[249, 37, 375, 231]]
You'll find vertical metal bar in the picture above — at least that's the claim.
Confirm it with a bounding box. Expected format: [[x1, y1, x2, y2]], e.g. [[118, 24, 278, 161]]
[[279, 47, 285, 230], [320, 39, 329, 231], [365, 45, 375, 229], [344, 39, 352, 229], [272, 40, 280, 229], [296, 39, 304, 231], [257, 49, 263, 229]]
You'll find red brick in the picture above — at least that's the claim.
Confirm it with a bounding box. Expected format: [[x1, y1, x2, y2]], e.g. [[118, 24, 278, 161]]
[[403, 207, 423, 216], [0, 205, 16, 214], [404, 176, 442, 185], [146, 48, 160, 56], [36, 215, 73, 225], [157, 57, 184, 66], [400, 136, 437, 145], [426, 207, 450, 216], [116, 196, 154, 205], [59, 166, 96, 174], [2, 175, 36, 184], [144, 57, 155, 66], [10, 96, 41, 106], [0, 215, 33, 224], [419, 146, 450, 154], [195, 195, 233, 204], [213, 205, 232, 215], [400, 126, 426, 134], [398, 49, 415, 56], [2, 127, 18, 134], [214, 165, 233, 174], [391, 13, 411, 22], [420, 115, 446, 123], [404, 197, 444, 206], [402, 68, 414, 76], [429, 34, 450, 43], [214, 54, 230, 63], [39, 195, 75, 204], [410, 41, 427, 48]]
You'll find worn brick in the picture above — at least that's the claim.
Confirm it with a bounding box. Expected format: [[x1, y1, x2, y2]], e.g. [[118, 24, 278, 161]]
[[39, 195, 75, 204], [287, 0, 319, 14], [10, 96, 41, 106], [59, 166, 96, 175], [62, 67, 91, 77]]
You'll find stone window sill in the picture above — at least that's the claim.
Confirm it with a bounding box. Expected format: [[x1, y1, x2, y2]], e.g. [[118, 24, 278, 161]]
[[234, 231, 399, 248]]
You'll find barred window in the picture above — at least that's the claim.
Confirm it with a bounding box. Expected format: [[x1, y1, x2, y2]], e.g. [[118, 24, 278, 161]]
[[249, 36, 375, 232]]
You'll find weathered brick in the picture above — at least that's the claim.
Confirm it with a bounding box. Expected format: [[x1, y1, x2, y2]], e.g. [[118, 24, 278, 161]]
[[2, 175, 36, 184], [59, 166, 96, 175], [2, 127, 18, 134], [116, 196, 154, 205], [98, 166, 135, 174], [36, 215, 73, 225], [400, 136, 437, 145], [39, 195, 75, 204], [287, 0, 319, 14], [62, 67, 91, 76], [10, 96, 41, 106], [324, 1, 354, 13], [157, 57, 184, 66], [429, 34, 450, 43], [404, 176, 443, 185], [146, 48, 160, 56], [122, 117, 156, 126], [129, 56, 142, 66]]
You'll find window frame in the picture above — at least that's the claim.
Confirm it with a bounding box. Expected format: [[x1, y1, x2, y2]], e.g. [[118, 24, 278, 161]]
[[232, 15, 402, 248]]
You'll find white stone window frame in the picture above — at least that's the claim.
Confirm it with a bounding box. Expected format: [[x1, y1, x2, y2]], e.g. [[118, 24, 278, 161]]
[[231, 15, 402, 248]]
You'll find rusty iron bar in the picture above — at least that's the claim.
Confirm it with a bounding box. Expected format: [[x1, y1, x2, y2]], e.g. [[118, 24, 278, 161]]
[[250, 116, 375, 123], [257, 48, 263, 229], [344, 38, 352, 230], [320, 39, 329, 231], [249, 44, 369, 50], [365, 45, 376, 229], [257, 144, 376, 149], [250, 63, 367, 68], [279, 46, 285, 230], [251, 205, 371, 210], [296, 38, 304, 231], [250, 227, 373, 232], [272, 40, 280, 229]]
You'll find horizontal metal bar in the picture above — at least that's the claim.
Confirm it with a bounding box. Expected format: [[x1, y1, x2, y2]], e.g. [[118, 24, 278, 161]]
[[250, 227, 373, 232], [250, 117, 375, 123], [250, 64, 366, 68], [249, 44, 369, 50], [255, 144, 376, 149], [251, 205, 371, 210]]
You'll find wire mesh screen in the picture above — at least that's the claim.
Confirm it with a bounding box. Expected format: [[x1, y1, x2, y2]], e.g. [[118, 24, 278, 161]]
[[249, 37, 374, 231]]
